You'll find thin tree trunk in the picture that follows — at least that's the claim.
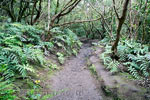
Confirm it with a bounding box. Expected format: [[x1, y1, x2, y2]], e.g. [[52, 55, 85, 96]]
[[33, 0, 42, 24], [31, 0, 37, 25], [129, 0, 133, 38], [48, 0, 51, 31], [142, 0, 148, 43], [111, 0, 130, 55]]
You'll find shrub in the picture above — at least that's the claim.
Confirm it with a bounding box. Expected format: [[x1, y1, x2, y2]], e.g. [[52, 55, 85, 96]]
[[100, 45, 119, 73], [0, 23, 50, 78], [100, 38, 150, 79], [51, 27, 82, 64]]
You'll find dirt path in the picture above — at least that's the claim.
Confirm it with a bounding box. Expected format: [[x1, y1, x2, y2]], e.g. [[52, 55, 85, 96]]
[[49, 43, 103, 100]]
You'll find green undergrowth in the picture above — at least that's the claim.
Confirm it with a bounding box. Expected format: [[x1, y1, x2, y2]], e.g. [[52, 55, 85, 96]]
[[51, 27, 82, 64], [22, 86, 53, 100], [0, 23, 82, 99], [0, 78, 17, 100], [100, 44, 119, 74], [89, 64, 97, 76], [0, 23, 53, 99], [100, 38, 150, 79]]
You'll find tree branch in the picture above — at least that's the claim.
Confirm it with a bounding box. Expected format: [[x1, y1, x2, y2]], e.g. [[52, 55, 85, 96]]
[[89, 2, 111, 34], [112, 0, 120, 20], [50, 0, 81, 27], [53, 17, 101, 27]]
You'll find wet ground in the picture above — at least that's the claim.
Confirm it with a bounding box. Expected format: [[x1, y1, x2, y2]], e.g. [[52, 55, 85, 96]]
[[49, 43, 103, 100], [42, 42, 147, 100]]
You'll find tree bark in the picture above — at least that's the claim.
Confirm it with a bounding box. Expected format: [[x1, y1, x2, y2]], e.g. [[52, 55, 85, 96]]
[[31, 0, 37, 25], [111, 0, 130, 55], [50, 0, 81, 28], [142, 0, 148, 43], [48, 0, 51, 31], [33, 0, 42, 24]]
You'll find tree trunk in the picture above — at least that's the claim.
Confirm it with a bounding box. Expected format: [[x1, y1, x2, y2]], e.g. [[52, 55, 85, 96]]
[[129, 0, 133, 38], [31, 0, 37, 25], [111, 0, 130, 55], [142, 0, 148, 43], [48, 0, 51, 31]]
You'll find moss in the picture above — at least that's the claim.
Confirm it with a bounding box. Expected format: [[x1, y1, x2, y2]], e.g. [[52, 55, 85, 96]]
[[101, 85, 124, 100], [119, 72, 136, 80]]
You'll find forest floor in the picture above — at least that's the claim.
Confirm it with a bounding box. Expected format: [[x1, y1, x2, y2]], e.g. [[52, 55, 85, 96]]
[[38, 41, 148, 100], [49, 42, 104, 100]]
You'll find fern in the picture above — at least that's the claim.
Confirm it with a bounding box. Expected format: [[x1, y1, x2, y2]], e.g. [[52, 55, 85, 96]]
[[0, 64, 14, 80], [100, 39, 150, 77], [107, 60, 119, 73], [0, 23, 61, 99], [123, 62, 140, 79], [50, 28, 82, 62], [23, 47, 45, 66], [0, 48, 35, 78], [117, 39, 150, 78], [0, 78, 16, 100], [16, 64, 35, 77], [1, 23, 43, 45], [0, 23, 48, 79], [100, 45, 119, 73]]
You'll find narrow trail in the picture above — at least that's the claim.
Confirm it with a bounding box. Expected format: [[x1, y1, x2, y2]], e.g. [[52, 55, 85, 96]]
[[50, 43, 103, 100]]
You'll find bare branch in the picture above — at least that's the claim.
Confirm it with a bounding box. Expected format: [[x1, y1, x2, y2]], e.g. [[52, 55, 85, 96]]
[[50, 0, 81, 27], [112, 0, 120, 20], [88, 2, 111, 33], [53, 17, 101, 27]]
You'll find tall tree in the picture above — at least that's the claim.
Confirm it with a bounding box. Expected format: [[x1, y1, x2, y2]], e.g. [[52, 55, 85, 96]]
[[111, 0, 130, 55]]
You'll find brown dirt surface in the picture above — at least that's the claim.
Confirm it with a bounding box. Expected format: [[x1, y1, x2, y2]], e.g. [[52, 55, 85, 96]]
[[49, 43, 103, 100]]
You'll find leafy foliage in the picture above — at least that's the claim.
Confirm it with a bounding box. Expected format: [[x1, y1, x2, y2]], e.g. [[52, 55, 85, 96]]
[[51, 27, 82, 64], [0, 23, 50, 79], [51, 28, 82, 52], [89, 64, 97, 75], [0, 23, 83, 98], [101, 38, 150, 79], [117, 39, 150, 79], [0, 48, 35, 78], [0, 78, 16, 100], [49, 63, 59, 70], [100, 45, 119, 73], [57, 52, 65, 64], [24, 86, 53, 100]]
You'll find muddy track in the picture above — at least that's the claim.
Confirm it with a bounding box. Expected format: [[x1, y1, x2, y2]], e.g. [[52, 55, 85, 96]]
[[49, 43, 103, 100]]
